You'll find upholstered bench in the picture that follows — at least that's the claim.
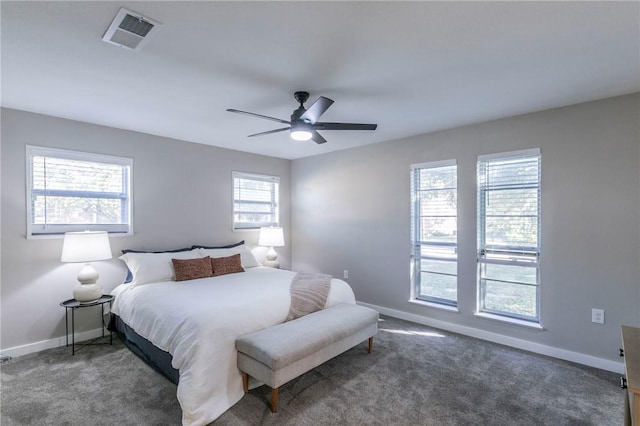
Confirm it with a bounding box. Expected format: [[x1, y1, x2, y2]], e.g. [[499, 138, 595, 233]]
[[236, 303, 379, 412]]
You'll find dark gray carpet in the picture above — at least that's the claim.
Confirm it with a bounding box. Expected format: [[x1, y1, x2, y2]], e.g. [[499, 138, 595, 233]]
[[1, 316, 623, 425]]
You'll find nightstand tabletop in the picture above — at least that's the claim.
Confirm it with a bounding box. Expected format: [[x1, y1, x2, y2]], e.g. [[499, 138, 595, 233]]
[[60, 294, 114, 308]]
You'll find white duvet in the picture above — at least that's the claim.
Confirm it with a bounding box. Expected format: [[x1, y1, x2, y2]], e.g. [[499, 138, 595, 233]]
[[111, 267, 355, 426]]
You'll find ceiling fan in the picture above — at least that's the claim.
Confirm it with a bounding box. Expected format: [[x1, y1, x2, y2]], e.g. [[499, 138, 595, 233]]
[[227, 91, 377, 144]]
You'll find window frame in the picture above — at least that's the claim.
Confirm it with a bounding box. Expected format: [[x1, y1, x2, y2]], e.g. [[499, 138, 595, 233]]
[[477, 148, 541, 323], [232, 171, 280, 230], [410, 159, 458, 307], [26, 145, 133, 238]]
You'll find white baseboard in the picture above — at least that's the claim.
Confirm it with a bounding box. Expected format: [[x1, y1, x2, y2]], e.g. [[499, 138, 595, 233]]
[[357, 301, 625, 374], [1, 328, 106, 359]]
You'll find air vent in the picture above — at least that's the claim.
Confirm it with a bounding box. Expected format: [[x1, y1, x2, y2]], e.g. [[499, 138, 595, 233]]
[[102, 8, 160, 51]]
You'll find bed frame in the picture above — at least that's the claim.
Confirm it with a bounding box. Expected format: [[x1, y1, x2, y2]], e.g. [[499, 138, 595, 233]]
[[108, 313, 179, 384]]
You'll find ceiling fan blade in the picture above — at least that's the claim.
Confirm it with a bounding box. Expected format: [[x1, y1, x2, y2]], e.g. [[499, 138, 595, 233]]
[[311, 130, 327, 145], [314, 122, 378, 131], [247, 127, 291, 137], [227, 109, 290, 125], [299, 96, 334, 124]]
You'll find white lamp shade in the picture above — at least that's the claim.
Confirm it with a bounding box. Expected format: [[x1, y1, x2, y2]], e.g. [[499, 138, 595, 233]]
[[258, 227, 285, 247], [61, 231, 112, 263]]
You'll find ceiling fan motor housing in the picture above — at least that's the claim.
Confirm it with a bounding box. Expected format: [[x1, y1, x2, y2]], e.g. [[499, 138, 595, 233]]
[[291, 109, 308, 123]]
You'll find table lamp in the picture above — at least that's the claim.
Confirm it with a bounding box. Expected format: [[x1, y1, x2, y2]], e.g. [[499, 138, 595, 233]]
[[258, 227, 285, 268], [61, 231, 112, 302]]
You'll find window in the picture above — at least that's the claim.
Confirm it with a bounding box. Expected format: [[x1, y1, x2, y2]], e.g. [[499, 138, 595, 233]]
[[410, 160, 458, 307], [232, 171, 279, 230], [26, 145, 132, 237], [477, 149, 541, 322]]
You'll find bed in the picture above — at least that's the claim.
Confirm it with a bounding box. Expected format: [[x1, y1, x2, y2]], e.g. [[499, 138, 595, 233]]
[[110, 245, 356, 426]]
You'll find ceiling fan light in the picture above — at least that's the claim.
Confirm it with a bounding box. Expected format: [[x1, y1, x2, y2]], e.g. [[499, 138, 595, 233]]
[[290, 122, 313, 141], [291, 129, 312, 141]]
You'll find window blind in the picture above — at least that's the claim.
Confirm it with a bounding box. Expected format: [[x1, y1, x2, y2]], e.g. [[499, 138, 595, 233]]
[[477, 149, 540, 321], [477, 150, 540, 260], [232, 171, 279, 229], [27, 146, 132, 236], [410, 161, 458, 306]]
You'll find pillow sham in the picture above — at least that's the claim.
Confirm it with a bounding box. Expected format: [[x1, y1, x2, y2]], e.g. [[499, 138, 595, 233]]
[[197, 244, 260, 269], [172, 256, 214, 281], [121, 247, 192, 283], [211, 254, 244, 276], [120, 249, 202, 286]]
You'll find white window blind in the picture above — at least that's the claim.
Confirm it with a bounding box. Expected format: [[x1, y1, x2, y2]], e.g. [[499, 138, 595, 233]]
[[410, 160, 458, 306], [233, 171, 279, 230], [26, 145, 132, 237], [477, 149, 541, 322]]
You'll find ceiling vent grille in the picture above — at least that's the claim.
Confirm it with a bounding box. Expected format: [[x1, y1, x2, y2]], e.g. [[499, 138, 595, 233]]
[[102, 8, 160, 51]]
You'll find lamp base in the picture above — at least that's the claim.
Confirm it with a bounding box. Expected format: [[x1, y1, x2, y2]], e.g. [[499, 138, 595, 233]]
[[262, 259, 280, 269], [263, 246, 280, 269], [77, 263, 99, 285], [73, 283, 103, 302]]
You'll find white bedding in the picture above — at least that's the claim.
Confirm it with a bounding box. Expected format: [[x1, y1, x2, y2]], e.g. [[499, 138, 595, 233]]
[[111, 267, 355, 426]]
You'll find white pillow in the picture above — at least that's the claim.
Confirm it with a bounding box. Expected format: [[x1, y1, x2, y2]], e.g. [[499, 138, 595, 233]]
[[197, 245, 260, 268], [119, 249, 202, 286]]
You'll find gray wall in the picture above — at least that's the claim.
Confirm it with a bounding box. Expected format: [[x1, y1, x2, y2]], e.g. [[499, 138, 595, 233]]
[[291, 94, 640, 366], [0, 108, 291, 351], [2, 94, 639, 367]]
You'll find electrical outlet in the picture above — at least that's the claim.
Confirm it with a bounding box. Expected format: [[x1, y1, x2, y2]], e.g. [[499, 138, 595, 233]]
[[592, 309, 605, 324], [343, 270, 349, 279]]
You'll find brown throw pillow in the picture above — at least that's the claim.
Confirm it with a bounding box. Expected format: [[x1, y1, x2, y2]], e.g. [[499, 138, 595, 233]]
[[211, 254, 245, 276], [172, 256, 214, 281]]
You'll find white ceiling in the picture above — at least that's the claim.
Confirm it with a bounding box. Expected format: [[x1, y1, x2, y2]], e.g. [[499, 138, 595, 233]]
[[2, 1, 639, 160]]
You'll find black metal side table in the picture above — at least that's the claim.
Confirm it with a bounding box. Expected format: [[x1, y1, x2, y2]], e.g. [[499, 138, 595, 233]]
[[60, 294, 114, 355]]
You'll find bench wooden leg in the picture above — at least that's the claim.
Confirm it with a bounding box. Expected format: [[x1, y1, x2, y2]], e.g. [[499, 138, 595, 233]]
[[368, 336, 373, 354], [242, 372, 249, 394], [271, 387, 279, 413]]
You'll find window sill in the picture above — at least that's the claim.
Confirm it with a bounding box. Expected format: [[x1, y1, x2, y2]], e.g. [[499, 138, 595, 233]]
[[27, 232, 134, 240], [408, 299, 459, 313], [474, 312, 544, 330]]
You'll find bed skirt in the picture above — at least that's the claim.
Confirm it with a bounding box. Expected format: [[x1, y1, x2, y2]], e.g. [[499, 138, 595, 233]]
[[108, 313, 179, 384]]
